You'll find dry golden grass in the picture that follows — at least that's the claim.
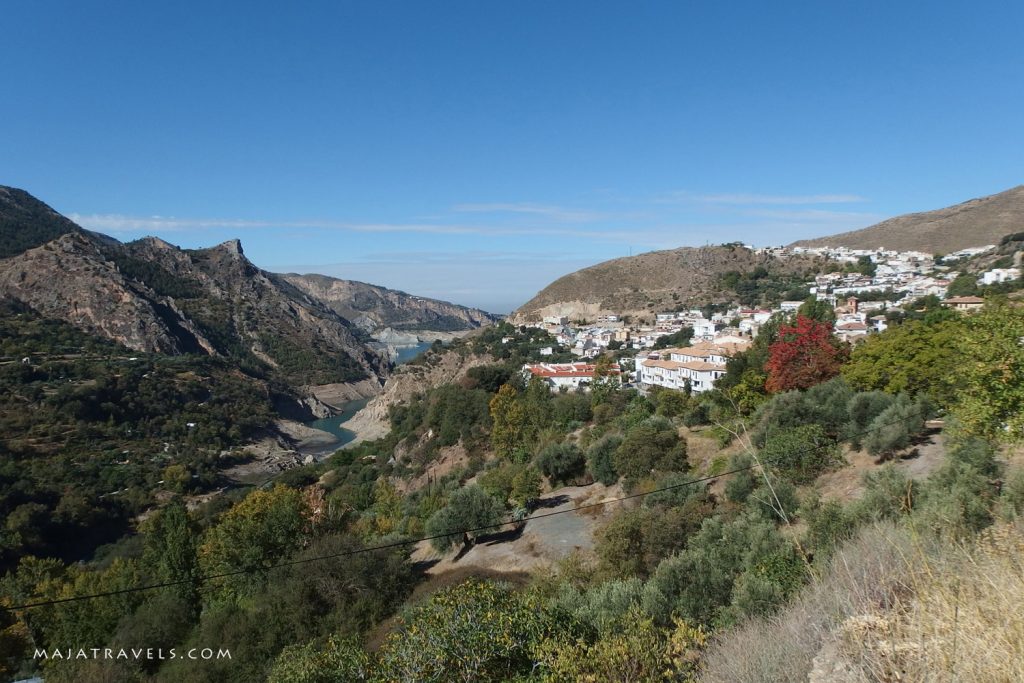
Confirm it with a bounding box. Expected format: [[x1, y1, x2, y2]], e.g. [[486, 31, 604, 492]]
[[844, 522, 1024, 682], [701, 521, 1024, 683]]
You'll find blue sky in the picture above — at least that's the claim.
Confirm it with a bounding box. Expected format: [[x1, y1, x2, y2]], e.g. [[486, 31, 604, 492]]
[[2, 1, 1022, 313]]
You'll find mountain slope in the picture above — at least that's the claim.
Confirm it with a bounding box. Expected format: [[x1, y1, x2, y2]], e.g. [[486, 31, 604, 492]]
[[0, 187, 387, 387], [792, 185, 1024, 254], [0, 185, 84, 258], [512, 244, 827, 322], [283, 273, 498, 333]]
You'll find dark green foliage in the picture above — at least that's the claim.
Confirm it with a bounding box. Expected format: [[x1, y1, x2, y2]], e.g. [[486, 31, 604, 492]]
[[642, 513, 804, 627], [720, 268, 812, 307], [652, 327, 694, 349], [948, 437, 1001, 477], [468, 322, 572, 364], [796, 296, 836, 324], [0, 306, 276, 570], [853, 465, 916, 522], [464, 364, 515, 393], [596, 493, 714, 580], [425, 485, 504, 551], [478, 462, 542, 508], [375, 579, 579, 682], [803, 497, 857, 556], [159, 533, 412, 683], [760, 424, 841, 484], [845, 391, 895, 447], [107, 249, 204, 298], [268, 636, 372, 683], [946, 272, 980, 297], [751, 378, 863, 447], [586, 434, 623, 485], [916, 460, 997, 538], [424, 385, 492, 447], [536, 443, 587, 486], [259, 333, 367, 385], [613, 416, 688, 488], [0, 187, 80, 258], [863, 396, 929, 457], [724, 454, 757, 503], [141, 500, 199, 611]]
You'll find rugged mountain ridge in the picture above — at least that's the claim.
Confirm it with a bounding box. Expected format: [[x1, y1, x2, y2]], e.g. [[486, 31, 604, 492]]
[[0, 187, 386, 388], [792, 185, 1024, 253], [512, 244, 826, 322], [283, 273, 498, 334]]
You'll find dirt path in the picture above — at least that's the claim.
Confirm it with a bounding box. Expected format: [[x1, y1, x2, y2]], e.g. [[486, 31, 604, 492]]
[[411, 482, 628, 576]]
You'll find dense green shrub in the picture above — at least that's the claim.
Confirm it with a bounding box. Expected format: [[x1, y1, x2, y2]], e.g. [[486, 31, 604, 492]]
[[586, 434, 623, 485], [535, 443, 587, 486], [613, 416, 688, 488], [425, 485, 504, 551]]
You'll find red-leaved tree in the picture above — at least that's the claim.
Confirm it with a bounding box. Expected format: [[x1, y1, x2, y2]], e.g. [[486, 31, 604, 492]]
[[765, 315, 848, 392]]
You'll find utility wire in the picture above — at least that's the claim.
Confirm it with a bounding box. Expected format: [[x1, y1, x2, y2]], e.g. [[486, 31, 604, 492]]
[[1, 414, 921, 612]]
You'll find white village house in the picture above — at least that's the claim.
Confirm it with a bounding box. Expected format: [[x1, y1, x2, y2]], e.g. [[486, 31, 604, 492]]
[[638, 340, 750, 394], [523, 361, 622, 391]]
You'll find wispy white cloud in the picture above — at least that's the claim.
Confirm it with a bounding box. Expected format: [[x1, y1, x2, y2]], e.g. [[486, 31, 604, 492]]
[[68, 212, 674, 245], [451, 202, 607, 222], [658, 191, 867, 205], [737, 208, 882, 223]]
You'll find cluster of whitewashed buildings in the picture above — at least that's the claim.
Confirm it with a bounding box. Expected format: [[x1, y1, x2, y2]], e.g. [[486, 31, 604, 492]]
[[636, 337, 750, 394], [521, 244, 1013, 395]]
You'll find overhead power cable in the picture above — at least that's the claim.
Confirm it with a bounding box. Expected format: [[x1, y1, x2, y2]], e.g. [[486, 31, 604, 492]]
[[1, 414, 922, 612]]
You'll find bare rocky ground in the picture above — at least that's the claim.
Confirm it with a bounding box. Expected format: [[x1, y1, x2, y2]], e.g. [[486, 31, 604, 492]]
[[221, 419, 342, 485], [344, 349, 495, 447], [815, 426, 947, 503]]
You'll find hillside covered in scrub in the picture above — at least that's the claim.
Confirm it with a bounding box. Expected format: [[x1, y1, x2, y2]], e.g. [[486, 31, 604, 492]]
[[4, 293, 1024, 682]]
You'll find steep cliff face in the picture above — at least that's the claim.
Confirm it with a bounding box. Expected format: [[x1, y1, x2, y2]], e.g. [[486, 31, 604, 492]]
[[283, 273, 499, 333], [0, 187, 387, 388], [0, 232, 211, 354], [343, 347, 495, 444]]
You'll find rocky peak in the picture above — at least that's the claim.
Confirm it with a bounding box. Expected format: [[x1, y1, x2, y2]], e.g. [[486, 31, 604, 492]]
[[214, 238, 244, 257]]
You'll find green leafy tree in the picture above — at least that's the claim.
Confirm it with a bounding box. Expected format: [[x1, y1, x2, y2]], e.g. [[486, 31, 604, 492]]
[[760, 424, 841, 484], [198, 486, 309, 603], [535, 443, 587, 486], [946, 272, 980, 297], [796, 296, 836, 324], [141, 499, 199, 611], [642, 514, 804, 627], [510, 466, 543, 507], [375, 579, 575, 682], [842, 319, 963, 406], [862, 396, 928, 457], [613, 417, 688, 488], [489, 384, 525, 458], [590, 354, 620, 405], [425, 485, 504, 552], [587, 434, 624, 485], [953, 303, 1024, 441], [268, 636, 373, 683]]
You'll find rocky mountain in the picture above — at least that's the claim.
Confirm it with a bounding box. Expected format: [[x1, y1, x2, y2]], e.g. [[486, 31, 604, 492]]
[[282, 273, 498, 334], [512, 244, 827, 322], [0, 187, 387, 389], [0, 185, 83, 258], [792, 185, 1024, 254]]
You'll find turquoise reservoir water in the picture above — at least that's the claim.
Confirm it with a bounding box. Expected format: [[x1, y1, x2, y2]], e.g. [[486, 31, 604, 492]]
[[304, 341, 433, 452], [393, 341, 433, 364]]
